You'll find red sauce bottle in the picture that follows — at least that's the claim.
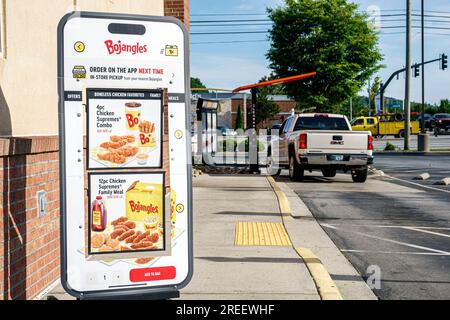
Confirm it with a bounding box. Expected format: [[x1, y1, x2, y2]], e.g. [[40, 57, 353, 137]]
[[92, 196, 107, 232]]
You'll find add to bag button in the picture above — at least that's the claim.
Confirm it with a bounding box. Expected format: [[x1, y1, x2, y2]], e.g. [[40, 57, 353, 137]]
[[130, 266, 176, 282]]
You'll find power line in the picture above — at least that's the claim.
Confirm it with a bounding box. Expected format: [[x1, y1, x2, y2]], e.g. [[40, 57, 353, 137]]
[[191, 40, 269, 45], [191, 26, 450, 35]]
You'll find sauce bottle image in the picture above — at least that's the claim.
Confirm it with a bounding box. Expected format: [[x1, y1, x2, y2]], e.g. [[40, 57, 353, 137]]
[[92, 196, 107, 232]]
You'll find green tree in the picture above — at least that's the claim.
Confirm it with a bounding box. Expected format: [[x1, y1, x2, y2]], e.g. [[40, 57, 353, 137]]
[[255, 91, 280, 127], [191, 77, 208, 93], [267, 0, 384, 113], [235, 105, 244, 130], [438, 99, 450, 113]]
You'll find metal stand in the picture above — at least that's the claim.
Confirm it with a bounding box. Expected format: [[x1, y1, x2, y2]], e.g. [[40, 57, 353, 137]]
[[77, 289, 180, 300], [249, 88, 260, 174]]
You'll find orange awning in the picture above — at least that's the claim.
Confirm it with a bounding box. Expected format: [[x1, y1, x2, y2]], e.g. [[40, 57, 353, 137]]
[[232, 72, 317, 93]]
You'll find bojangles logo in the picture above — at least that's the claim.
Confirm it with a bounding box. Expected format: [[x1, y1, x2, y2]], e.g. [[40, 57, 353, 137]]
[[129, 200, 159, 214], [105, 40, 148, 55]]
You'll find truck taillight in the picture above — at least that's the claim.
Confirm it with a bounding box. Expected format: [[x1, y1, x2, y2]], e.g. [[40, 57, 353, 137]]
[[299, 134, 307, 149], [368, 135, 373, 150]]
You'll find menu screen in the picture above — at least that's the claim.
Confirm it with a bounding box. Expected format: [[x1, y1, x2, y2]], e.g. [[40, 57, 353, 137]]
[[87, 89, 163, 170]]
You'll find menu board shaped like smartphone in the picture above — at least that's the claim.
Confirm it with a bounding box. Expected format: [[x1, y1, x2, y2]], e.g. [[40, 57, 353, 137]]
[[86, 88, 163, 170]]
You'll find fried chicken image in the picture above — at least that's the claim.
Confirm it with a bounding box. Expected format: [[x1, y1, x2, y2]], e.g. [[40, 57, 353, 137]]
[[97, 152, 126, 164], [100, 139, 127, 149], [113, 146, 139, 157], [110, 135, 136, 143]]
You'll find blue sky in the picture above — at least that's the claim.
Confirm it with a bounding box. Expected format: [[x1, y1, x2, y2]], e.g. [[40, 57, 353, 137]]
[[190, 0, 450, 104]]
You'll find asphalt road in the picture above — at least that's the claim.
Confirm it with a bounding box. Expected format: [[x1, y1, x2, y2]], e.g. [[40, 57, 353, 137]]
[[277, 161, 450, 300], [374, 154, 450, 191]]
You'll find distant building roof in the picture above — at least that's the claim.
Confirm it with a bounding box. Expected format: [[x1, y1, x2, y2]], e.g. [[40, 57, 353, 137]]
[[191, 92, 294, 102]]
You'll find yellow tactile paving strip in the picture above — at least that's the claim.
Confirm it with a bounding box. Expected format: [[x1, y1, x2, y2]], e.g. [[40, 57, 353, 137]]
[[235, 222, 292, 246]]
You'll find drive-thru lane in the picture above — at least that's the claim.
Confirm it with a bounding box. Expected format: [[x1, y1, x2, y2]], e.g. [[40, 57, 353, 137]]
[[277, 171, 450, 300]]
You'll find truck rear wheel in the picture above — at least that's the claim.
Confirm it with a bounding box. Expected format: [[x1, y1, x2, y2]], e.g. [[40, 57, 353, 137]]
[[266, 152, 281, 176], [322, 169, 337, 178], [289, 155, 304, 181], [351, 166, 368, 183]]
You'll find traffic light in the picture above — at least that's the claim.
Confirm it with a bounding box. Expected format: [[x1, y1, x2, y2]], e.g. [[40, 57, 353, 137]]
[[413, 65, 420, 78], [441, 54, 448, 70]]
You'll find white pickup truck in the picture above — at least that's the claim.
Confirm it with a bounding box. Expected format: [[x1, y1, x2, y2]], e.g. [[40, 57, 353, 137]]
[[267, 113, 374, 183]]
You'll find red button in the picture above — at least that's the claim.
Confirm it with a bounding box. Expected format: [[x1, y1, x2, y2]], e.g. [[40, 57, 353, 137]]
[[130, 266, 176, 282]]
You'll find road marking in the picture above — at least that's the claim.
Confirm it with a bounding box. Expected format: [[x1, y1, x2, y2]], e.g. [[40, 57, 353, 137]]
[[341, 249, 450, 256], [235, 222, 291, 246], [322, 224, 450, 231], [321, 223, 450, 254], [383, 174, 450, 194], [401, 227, 450, 239], [294, 247, 343, 300]]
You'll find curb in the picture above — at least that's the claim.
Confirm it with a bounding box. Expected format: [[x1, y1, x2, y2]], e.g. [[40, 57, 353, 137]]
[[267, 176, 291, 216], [294, 248, 343, 300], [266, 176, 343, 300]]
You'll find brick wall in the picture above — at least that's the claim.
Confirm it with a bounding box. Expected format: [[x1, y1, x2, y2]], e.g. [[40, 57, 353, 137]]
[[230, 99, 297, 129], [164, 0, 190, 30], [0, 137, 60, 300]]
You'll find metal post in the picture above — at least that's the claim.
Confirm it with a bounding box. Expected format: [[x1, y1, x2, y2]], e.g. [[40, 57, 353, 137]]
[[368, 79, 371, 116], [243, 92, 247, 129], [418, 0, 430, 151], [350, 97, 353, 121], [380, 84, 384, 113], [421, 0, 425, 133], [249, 88, 260, 173], [404, 0, 412, 151]]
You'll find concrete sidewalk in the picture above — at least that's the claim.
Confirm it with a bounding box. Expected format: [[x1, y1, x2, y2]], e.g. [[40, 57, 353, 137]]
[[44, 173, 374, 300], [181, 175, 319, 299]]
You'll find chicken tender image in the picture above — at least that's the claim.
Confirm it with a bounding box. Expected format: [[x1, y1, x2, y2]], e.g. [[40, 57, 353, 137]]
[[115, 146, 139, 157], [111, 217, 128, 226], [98, 152, 126, 164], [100, 140, 127, 149]]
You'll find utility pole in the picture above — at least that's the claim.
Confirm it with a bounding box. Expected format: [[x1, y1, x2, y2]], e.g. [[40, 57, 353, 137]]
[[418, 0, 429, 151], [404, 0, 412, 151]]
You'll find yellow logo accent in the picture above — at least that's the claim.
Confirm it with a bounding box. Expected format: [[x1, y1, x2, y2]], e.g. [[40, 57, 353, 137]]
[[74, 41, 85, 53], [174, 130, 183, 139], [165, 45, 178, 57], [176, 204, 185, 213]]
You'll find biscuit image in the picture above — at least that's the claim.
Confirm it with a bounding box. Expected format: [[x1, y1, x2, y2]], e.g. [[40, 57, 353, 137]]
[[92, 233, 106, 248]]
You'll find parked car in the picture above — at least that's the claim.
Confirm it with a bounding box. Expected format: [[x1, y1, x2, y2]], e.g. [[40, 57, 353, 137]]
[[417, 114, 432, 131], [267, 123, 282, 136], [267, 113, 373, 183], [431, 113, 450, 135], [216, 125, 237, 136]]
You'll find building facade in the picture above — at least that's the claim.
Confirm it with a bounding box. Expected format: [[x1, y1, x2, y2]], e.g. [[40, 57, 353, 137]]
[[0, 0, 189, 300]]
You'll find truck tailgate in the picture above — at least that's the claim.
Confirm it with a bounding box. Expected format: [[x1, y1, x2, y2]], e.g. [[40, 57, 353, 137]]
[[305, 131, 369, 153]]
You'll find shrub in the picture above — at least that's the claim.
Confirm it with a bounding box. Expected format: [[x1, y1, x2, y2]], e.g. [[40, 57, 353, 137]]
[[384, 141, 396, 151], [218, 139, 237, 152], [237, 140, 266, 152]]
